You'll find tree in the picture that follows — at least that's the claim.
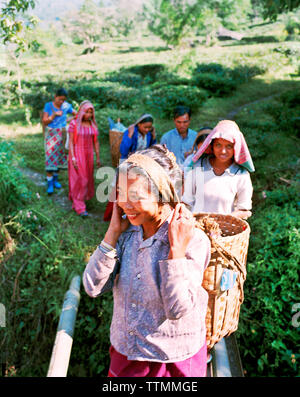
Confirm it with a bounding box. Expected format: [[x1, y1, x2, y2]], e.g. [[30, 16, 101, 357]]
[[143, 0, 252, 46], [143, 0, 203, 47], [253, 0, 300, 21], [1, 0, 38, 105]]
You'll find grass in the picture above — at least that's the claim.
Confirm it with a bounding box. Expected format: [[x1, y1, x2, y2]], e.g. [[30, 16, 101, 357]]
[[1, 18, 300, 377]]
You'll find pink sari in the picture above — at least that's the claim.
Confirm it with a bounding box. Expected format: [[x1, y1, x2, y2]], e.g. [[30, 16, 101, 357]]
[[107, 343, 207, 377], [68, 102, 98, 214]]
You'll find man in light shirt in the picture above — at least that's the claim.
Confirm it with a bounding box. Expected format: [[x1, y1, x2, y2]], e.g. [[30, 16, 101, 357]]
[[160, 106, 198, 168]]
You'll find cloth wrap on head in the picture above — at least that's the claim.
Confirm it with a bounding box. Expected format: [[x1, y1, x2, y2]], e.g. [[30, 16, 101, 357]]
[[134, 113, 153, 126], [73, 100, 98, 145], [191, 120, 255, 173], [123, 153, 180, 205]]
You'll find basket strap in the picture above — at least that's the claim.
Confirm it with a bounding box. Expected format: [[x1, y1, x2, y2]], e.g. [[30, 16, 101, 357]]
[[210, 238, 246, 302], [210, 238, 247, 280]]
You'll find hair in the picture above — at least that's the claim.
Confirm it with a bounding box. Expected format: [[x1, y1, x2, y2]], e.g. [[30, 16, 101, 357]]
[[173, 105, 191, 119], [55, 88, 68, 97], [198, 126, 213, 133], [118, 144, 183, 206], [195, 133, 209, 147]]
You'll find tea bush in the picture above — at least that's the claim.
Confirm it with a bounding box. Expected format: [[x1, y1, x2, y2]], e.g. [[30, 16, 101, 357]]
[[120, 64, 167, 84], [237, 185, 300, 377], [104, 71, 143, 88], [192, 63, 265, 96], [144, 84, 208, 118], [261, 91, 300, 137]]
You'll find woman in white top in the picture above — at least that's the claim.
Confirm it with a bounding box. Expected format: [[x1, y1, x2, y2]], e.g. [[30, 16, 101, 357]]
[[182, 120, 254, 219]]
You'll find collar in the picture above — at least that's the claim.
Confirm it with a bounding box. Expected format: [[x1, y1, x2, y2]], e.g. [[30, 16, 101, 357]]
[[124, 210, 173, 248], [174, 128, 190, 140], [204, 156, 241, 176]]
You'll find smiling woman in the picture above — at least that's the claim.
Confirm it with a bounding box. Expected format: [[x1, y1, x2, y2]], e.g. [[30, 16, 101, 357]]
[[182, 120, 255, 219], [83, 144, 211, 377]]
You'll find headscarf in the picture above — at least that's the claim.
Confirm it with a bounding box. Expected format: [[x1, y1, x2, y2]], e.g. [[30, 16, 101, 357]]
[[191, 120, 255, 173], [123, 151, 180, 205], [73, 100, 98, 144], [134, 113, 154, 126]]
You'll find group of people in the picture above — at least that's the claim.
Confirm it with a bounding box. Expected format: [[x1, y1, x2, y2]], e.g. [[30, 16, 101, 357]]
[[118, 104, 254, 220], [43, 90, 255, 378]]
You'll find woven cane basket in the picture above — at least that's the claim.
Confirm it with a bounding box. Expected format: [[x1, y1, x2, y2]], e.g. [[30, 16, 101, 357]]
[[109, 129, 124, 168], [195, 213, 250, 350]]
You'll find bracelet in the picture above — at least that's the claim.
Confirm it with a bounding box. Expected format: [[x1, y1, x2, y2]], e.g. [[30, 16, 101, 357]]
[[101, 240, 116, 251], [99, 240, 117, 258], [72, 157, 76, 161]]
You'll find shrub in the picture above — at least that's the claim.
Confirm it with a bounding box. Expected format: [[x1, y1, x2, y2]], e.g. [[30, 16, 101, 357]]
[[262, 91, 300, 137], [192, 63, 265, 96], [237, 186, 300, 377], [193, 72, 237, 96], [104, 71, 143, 88], [0, 139, 30, 215], [122, 64, 167, 84], [68, 82, 140, 110], [144, 85, 208, 118]]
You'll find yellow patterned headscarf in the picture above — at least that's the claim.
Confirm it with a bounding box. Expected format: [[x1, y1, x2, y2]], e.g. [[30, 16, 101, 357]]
[[123, 152, 180, 204]]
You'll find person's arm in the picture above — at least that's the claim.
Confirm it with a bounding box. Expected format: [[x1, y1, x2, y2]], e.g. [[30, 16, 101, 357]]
[[232, 172, 253, 219], [68, 130, 78, 170], [119, 128, 134, 159], [181, 169, 196, 211], [42, 110, 62, 126], [83, 202, 130, 297], [94, 138, 101, 168], [68, 121, 78, 169], [159, 204, 211, 320]]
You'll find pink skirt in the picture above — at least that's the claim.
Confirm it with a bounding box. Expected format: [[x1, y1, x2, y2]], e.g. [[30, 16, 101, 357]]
[[108, 343, 207, 377]]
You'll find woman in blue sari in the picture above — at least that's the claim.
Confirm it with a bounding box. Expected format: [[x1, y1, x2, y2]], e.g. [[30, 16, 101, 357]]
[[119, 114, 156, 162]]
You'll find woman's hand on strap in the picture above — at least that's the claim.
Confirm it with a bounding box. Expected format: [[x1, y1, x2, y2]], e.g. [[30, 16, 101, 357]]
[[168, 203, 195, 259], [104, 201, 130, 247]]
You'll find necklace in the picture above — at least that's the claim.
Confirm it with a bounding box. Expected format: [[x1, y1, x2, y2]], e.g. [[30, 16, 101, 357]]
[[210, 158, 228, 174]]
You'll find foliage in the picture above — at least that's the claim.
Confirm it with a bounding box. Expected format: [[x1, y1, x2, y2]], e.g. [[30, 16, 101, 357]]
[[262, 91, 300, 137], [237, 185, 300, 376], [143, 0, 254, 46], [0, 0, 36, 47], [192, 63, 265, 96], [0, 139, 30, 215], [61, 0, 140, 47], [143, 0, 202, 46], [144, 84, 208, 118], [1, 0, 39, 105], [255, 0, 300, 21], [1, 17, 300, 378]]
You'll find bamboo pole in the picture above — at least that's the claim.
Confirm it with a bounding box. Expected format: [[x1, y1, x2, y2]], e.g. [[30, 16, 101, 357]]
[[47, 275, 81, 377]]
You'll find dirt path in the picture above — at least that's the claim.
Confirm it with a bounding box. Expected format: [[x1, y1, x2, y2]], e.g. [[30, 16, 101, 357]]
[[18, 166, 103, 220], [18, 93, 280, 217], [225, 93, 281, 120]]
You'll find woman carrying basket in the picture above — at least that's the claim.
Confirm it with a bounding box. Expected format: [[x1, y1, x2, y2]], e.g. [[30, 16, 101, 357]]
[[182, 120, 254, 219], [119, 114, 156, 161], [83, 144, 211, 377]]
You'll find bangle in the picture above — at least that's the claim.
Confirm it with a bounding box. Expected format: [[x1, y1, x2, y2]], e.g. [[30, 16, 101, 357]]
[[99, 240, 117, 258], [72, 157, 76, 161]]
